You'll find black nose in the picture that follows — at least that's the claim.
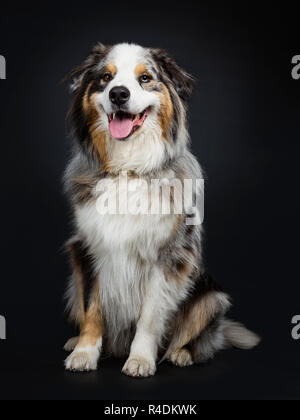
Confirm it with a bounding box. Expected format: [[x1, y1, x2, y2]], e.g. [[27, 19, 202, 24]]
[[109, 86, 130, 106]]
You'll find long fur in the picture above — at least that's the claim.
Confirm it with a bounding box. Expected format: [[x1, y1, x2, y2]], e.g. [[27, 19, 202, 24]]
[[63, 43, 260, 376]]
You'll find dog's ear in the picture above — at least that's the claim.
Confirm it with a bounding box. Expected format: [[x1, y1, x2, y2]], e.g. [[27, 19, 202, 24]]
[[64, 43, 108, 93], [151, 48, 195, 101]]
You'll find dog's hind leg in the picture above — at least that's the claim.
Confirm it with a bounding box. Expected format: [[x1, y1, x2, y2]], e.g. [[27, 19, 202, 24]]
[[168, 347, 194, 367], [166, 286, 231, 365], [64, 238, 103, 372], [166, 273, 260, 365]]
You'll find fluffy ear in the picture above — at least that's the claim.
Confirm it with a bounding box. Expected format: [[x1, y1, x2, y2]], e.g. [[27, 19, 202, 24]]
[[151, 48, 195, 101], [64, 43, 108, 93]]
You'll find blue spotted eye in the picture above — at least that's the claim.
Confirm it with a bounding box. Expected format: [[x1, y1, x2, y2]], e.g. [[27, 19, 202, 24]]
[[140, 74, 152, 84]]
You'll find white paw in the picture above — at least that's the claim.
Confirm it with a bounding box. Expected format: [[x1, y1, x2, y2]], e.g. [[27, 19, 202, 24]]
[[64, 337, 79, 352], [122, 356, 156, 378], [65, 346, 100, 372], [169, 348, 194, 367]]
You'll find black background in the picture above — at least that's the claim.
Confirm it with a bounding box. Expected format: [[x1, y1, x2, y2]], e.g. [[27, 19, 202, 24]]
[[0, 1, 299, 400]]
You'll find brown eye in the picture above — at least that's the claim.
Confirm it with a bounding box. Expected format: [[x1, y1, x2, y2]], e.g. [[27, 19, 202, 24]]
[[140, 74, 152, 84], [102, 73, 113, 83]]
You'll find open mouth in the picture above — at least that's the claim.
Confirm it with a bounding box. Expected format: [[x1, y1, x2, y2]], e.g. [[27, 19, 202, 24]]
[[108, 109, 149, 140]]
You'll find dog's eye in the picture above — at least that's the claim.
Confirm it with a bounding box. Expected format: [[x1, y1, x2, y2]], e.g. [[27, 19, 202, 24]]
[[102, 73, 113, 83], [139, 74, 152, 84]]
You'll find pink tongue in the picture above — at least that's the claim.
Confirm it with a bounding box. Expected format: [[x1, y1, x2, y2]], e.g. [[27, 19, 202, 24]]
[[109, 116, 134, 140]]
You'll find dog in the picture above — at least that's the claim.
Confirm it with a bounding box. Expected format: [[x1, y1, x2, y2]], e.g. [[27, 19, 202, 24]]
[[63, 43, 260, 377]]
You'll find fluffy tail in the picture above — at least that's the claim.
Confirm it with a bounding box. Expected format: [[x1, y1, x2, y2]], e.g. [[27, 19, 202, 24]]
[[222, 319, 261, 350], [190, 317, 260, 364]]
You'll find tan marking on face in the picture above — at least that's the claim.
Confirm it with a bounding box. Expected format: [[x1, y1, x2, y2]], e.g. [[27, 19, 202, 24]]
[[82, 86, 109, 171], [90, 117, 109, 171], [157, 83, 174, 140], [135, 63, 156, 91], [100, 63, 117, 88], [106, 62, 117, 76], [82, 82, 93, 113], [135, 63, 148, 76], [134, 63, 156, 92]]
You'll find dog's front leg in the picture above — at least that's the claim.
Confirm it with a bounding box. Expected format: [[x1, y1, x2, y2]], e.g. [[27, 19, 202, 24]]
[[122, 266, 179, 378], [65, 285, 103, 372], [64, 240, 103, 372]]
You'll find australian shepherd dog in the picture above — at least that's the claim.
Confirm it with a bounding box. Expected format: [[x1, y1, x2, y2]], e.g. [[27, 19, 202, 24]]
[[63, 43, 260, 377]]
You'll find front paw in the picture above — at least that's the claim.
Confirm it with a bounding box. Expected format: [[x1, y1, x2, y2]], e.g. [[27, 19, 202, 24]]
[[65, 347, 100, 372], [122, 356, 156, 378]]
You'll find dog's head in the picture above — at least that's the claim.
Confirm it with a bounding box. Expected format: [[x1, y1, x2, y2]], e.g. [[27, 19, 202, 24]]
[[67, 43, 194, 173]]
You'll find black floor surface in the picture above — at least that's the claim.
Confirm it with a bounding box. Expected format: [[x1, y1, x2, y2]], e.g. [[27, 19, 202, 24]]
[[0, 306, 299, 400]]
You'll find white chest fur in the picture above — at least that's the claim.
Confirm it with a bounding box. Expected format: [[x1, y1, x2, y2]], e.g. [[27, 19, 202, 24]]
[[75, 175, 178, 259], [75, 175, 178, 349]]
